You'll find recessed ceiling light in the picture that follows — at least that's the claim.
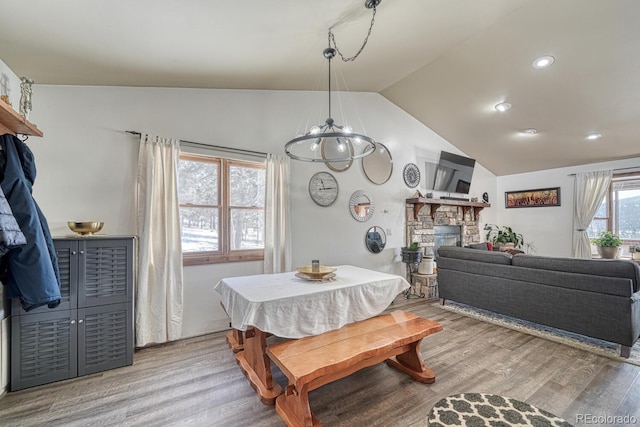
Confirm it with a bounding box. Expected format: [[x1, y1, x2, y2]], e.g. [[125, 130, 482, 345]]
[[586, 133, 602, 140], [533, 55, 555, 69], [521, 128, 538, 135], [494, 102, 511, 112]]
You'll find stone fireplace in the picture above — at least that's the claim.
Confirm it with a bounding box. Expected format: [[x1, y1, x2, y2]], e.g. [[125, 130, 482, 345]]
[[405, 198, 487, 260], [433, 225, 462, 259]]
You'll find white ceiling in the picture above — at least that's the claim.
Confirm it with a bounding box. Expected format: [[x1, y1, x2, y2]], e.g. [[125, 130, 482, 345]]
[[1, 0, 639, 175]]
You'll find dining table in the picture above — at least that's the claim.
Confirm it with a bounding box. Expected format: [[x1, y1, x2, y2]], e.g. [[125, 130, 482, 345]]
[[214, 264, 410, 404]]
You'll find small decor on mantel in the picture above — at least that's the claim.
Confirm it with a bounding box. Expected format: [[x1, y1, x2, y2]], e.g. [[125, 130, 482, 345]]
[[591, 231, 622, 259]]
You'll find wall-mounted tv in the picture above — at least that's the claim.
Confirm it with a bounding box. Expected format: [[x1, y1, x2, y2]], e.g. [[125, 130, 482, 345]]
[[431, 151, 476, 195]]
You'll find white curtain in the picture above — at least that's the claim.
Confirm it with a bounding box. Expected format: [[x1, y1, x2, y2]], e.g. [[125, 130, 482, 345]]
[[136, 133, 184, 346], [572, 169, 612, 258], [264, 154, 292, 273]]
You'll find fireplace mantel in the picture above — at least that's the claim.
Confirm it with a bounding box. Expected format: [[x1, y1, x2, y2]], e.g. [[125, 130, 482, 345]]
[[406, 197, 491, 221]]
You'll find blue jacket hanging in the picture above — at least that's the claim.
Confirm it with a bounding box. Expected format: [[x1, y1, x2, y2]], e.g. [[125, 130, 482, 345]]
[[0, 184, 26, 256], [0, 133, 61, 311]]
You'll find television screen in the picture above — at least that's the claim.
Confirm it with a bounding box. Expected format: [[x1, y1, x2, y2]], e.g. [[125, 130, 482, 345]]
[[431, 151, 476, 194]]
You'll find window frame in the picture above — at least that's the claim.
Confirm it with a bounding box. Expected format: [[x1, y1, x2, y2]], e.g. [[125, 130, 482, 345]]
[[610, 172, 640, 249], [589, 171, 640, 256], [179, 152, 266, 266]]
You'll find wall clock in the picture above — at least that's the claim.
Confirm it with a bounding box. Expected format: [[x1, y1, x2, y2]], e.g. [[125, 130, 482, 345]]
[[403, 163, 420, 188], [308, 172, 339, 207]]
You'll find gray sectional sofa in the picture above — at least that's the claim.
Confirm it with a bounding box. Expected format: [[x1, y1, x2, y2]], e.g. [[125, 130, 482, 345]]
[[436, 245, 640, 357]]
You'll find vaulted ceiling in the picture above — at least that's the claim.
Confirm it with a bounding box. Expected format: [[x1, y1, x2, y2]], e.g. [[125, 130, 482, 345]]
[[1, 0, 638, 175]]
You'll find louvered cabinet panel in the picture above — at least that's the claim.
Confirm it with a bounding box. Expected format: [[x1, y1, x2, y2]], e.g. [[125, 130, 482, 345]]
[[79, 239, 133, 308], [78, 303, 133, 376], [10, 239, 78, 315], [10, 236, 135, 391], [10, 310, 77, 391]]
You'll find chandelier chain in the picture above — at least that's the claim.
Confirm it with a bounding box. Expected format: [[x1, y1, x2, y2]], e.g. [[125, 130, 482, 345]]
[[328, 7, 377, 62]]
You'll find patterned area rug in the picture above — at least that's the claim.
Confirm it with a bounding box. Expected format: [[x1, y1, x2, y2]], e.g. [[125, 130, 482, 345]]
[[436, 301, 640, 366], [428, 393, 573, 427]]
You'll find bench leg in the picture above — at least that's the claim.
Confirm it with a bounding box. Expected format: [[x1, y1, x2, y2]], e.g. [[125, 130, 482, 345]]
[[385, 339, 436, 384], [235, 327, 282, 405], [275, 384, 321, 427]]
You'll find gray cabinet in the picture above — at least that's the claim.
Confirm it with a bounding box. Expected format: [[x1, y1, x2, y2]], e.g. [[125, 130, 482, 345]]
[[11, 237, 134, 391]]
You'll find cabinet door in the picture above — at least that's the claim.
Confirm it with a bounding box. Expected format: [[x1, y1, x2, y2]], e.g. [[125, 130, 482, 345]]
[[78, 303, 133, 376], [79, 239, 134, 308], [10, 310, 78, 391], [11, 239, 79, 315], [54, 239, 79, 310]]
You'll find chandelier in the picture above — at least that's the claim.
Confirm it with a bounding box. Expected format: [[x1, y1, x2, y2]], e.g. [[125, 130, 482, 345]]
[[285, 0, 381, 163]]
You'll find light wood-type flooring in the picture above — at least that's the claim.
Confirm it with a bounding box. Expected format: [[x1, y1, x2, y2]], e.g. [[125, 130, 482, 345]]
[[2, 296, 640, 426]]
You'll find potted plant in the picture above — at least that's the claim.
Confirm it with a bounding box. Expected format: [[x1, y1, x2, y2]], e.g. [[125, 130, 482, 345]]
[[401, 242, 423, 264], [633, 245, 640, 261], [591, 231, 623, 259], [485, 225, 524, 250]]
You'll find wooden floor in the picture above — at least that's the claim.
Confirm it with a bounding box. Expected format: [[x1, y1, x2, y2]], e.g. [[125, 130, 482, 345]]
[[2, 296, 640, 426]]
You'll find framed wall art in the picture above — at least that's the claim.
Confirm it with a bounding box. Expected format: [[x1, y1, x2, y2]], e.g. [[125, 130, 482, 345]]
[[505, 187, 560, 208]]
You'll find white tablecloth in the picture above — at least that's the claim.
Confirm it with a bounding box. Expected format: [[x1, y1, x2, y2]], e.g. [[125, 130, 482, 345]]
[[214, 265, 410, 339]]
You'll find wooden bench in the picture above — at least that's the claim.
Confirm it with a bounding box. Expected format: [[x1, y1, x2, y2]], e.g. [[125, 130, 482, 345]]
[[266, 310, 443, 427]]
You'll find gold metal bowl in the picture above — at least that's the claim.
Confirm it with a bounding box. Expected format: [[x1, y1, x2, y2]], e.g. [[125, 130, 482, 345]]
[[296, 266, 336, 279], [67, 221, 104, 235]]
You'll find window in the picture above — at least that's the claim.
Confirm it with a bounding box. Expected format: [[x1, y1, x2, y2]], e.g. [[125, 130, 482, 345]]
[[178, 153, 266, 265], [587, 172, 640, 255]]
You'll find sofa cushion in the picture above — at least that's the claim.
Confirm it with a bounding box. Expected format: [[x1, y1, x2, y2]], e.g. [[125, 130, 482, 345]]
[[438, 246, 512, 265], [512, 254, 640, 292], [466, 242, 490, 250]]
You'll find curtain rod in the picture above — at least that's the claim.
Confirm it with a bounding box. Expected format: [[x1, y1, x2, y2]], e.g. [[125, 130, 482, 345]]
[[126, 131, 268, 159], [567, 166, 640, 176]]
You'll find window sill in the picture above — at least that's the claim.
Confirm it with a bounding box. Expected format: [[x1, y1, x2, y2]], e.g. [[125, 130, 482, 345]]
[[183, 251, 264, 266]]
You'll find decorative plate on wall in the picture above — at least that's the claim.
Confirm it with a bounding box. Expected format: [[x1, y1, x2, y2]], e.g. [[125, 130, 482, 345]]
[[403, 163, 420, 188]]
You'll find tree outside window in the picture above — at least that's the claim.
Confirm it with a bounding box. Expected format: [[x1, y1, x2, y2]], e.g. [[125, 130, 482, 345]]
[[178, 153, 265, 265]]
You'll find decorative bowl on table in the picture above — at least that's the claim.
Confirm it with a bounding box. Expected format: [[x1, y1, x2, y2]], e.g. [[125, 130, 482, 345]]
[[296, 266, 337, 281], [67, 221, 104, 235]]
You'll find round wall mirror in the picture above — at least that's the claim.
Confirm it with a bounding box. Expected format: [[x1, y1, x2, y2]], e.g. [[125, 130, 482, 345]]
[[322, 138, 354, 172], [365, 226, 386, 254], [362, 142, 393, 185], [349, 190, 374, 222]]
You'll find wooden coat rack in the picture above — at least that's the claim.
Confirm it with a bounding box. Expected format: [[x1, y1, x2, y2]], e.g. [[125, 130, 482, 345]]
[[0, 100, 43, 137]]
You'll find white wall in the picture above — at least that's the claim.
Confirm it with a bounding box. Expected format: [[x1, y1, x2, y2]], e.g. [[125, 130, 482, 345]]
[[496, 157, 640, 257], [18, 84, 496, 340]]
